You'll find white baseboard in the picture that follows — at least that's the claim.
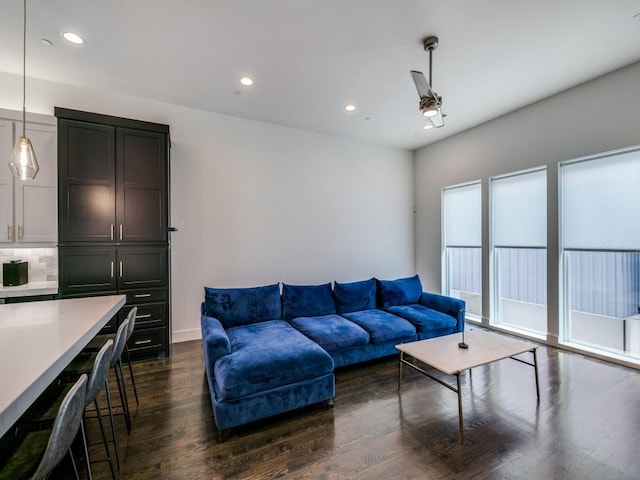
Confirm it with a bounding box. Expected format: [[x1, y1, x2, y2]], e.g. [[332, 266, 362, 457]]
[[172, 328, 202, 344]]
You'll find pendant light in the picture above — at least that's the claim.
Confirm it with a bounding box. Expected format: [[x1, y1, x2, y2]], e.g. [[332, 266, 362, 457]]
[[9, 0, 39, 181]]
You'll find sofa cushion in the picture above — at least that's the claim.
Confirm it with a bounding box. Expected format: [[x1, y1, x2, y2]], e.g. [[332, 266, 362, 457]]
[[334, 278, 376, 314], [290, 314, 370, 351], [282, 283, 336, 321], [203, 283, 281, 329], [386, 304, 456, 334], [215, 320, 334, 400], [341, 309, 416, 344], [377, 275, 423, 308]]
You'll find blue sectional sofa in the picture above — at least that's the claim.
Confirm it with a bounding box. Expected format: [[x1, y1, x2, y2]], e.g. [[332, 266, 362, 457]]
[[201, 275, 465, 439]]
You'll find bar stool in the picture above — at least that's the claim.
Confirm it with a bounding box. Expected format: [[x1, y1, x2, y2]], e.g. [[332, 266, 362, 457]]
[[0, 374, 88, 480], [65, 339, 118, 479], [68, 321, 131, 470], [86, 307, 139, 405], [17, 341, 118, 479], [123, 307, 139, 405], [109, 317, 133, 434]]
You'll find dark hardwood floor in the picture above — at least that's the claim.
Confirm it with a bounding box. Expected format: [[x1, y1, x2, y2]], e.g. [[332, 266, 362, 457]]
[[57, 334, 640, 479]]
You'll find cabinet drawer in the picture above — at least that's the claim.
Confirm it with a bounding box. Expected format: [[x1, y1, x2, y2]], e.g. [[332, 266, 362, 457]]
[[124, 288, 166, 304], [127, 326, 166, 355], [122, 302, 167, 329]]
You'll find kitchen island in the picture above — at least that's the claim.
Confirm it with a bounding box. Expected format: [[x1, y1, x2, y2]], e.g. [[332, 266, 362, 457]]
[[0, 294, 126, 436]]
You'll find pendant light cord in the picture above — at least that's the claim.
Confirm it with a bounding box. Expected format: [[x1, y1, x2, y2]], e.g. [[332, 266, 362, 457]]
[[22, 0, 27, 138]]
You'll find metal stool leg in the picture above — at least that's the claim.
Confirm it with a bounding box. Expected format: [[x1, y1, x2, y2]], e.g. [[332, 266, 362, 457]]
[[104, 378, 121, 470], [68, 447, 81, 480], [94, 397, 116, 480], [114, 361, 131, 433], [125, 345, 139, 405], [80, 419, 93, 480]]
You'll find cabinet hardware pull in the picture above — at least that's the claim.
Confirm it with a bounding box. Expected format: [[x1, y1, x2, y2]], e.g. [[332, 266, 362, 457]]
[[7, 225, 11, 241], [18, 225, 23, 240], [134, 339, 152, 345], [110, 224, 115, 240], [136, 313, 152, 319], [134, 293, 152, 298], [119, 224, 123, 240], [119, 261, 123, 277], [110, 261, 114, 278]]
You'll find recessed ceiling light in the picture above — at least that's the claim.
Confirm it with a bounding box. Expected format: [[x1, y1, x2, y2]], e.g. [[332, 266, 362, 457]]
[[40, 39, 53, 46], [344, 104, 356, 112], [62, 32, 84, 45], [240, 77, 253, 86], [423, 124, 434, 130]]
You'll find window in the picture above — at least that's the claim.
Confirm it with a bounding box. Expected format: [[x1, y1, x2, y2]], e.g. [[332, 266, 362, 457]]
[[491, 168, 547, 336], [560, 147, 640, 360], [442, 182, 482, 319]]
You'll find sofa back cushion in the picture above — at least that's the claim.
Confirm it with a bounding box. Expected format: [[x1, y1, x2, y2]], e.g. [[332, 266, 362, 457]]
[[334, 278, 376, 314], [203, 283, 282, 329], [282, 282, 336, 321], [377, 275, 423, 309]]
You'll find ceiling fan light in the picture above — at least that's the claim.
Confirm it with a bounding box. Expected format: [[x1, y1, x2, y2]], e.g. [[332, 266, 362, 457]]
[[422, 107, 438, 118]]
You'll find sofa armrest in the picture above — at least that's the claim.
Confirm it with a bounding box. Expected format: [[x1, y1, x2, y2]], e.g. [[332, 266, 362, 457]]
[[201, 315, 232, 364], [419, 292, 466, 333]]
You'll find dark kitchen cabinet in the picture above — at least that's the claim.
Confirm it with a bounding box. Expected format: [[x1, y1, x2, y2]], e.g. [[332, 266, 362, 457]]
[[56, 108, 171, 360], [58, 118, 167, 244]]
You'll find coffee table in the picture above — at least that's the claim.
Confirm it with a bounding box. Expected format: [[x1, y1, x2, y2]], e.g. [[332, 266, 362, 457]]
[[396, 329, 539, 442]]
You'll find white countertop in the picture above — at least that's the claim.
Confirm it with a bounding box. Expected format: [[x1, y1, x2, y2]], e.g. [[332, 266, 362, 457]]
[[0, 281, 59, 299], [0, 295, 126, 436]]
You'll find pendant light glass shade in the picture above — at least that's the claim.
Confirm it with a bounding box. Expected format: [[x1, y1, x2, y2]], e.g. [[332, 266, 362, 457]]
[[9, 0, 39, 181], [9, 136, 39, 180]]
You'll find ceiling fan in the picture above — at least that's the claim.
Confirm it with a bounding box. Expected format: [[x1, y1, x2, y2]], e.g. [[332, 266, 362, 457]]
[[411, 35, 444, 129]]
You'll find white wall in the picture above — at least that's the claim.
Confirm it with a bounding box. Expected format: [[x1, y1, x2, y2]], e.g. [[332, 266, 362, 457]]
[[0, 72, 415, 343], [414, 61, 640, 344]]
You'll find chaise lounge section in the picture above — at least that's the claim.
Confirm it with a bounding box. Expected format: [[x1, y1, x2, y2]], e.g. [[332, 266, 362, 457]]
[[201, 275, 465, 438], [201, 283, 335, 440]]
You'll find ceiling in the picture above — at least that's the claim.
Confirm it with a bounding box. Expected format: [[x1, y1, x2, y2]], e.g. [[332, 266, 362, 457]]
[[1, 0, 639, 150]]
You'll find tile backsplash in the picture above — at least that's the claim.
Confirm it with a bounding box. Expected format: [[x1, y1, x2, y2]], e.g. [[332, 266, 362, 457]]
[[0, 248, 58, 282]]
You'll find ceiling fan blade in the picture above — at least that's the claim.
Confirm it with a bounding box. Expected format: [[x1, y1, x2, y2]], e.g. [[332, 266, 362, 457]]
[[410, 70, 436, 99], [429, 108, 445, 128]]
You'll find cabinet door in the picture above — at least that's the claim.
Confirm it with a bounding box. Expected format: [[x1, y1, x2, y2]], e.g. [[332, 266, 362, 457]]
[[59, 119, 116, 243], [59, 246, 117, 295], [0, 119, 14, 243], [117, 245, 167, 290], [116, 128, 167, 243], [15, 123, 57, 243]]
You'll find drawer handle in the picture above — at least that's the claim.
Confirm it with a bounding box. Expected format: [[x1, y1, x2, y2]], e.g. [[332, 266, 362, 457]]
[[136, 314, 152, 319], [134, 293, 152, 298], [134, 339, 153, 346]]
